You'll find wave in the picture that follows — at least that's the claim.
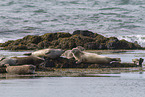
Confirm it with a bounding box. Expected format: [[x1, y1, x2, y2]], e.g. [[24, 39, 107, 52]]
[[118, 35, 145, 47]]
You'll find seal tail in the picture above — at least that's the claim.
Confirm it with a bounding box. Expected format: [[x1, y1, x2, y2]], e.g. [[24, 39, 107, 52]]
[[23, 53, 32, 56]]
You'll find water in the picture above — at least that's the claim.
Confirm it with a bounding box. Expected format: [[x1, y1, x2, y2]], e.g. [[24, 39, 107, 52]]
[[0, 50, 145, 97], [0, 1, 145, 96], [0, 76, 145, 97], [1, 0, 145, 46]]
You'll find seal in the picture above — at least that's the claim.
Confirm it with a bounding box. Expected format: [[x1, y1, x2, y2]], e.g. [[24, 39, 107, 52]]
[[14, 56, 44, 67], [6, 65, 36, 74], [24, 48, 65, 59], [0, 58, 17, 67], [71, 48, 121, 64], [62, 46, 85, 59], [0, 56, 44, 69], [61, 50, 73, 59]]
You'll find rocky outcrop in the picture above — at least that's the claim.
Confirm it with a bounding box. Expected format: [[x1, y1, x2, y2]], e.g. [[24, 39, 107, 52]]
[[44, 57, 139, 68], [0, 30, 142, 50]]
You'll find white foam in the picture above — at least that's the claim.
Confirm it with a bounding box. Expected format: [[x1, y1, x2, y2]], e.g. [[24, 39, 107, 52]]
[[118, 35, 145, 47]]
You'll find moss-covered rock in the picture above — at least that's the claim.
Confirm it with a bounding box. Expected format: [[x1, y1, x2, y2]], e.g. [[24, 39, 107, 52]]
[[118, 39, 141, 49], [0, 30, 142, 50], [37, 40, 51, 49], [73, 30, 96, 37], [51, 35, 95, 49], [23, 35, 42, 44], [105, 37, 120, 49], [41, 32, 72, 41]]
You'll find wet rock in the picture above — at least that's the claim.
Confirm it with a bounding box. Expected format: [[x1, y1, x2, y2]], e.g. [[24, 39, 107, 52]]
[[118, 39, 141, 49], [44, 57, 112, 68], [84, 42, 99, 50], [72, 30, 95, 37], [51, 38, 76, 49], [106, 37, 120, 49], [41, 32, 72, 41], [44, 57, 78, 68], [37, 40, 51, 49], [0, 66, 7, 73], [23, 35, 42, 44], [51, 35, 94, 49], [26, 43, 38, 50], [0, 30, 142, 50], [5, 44, 28, 50]]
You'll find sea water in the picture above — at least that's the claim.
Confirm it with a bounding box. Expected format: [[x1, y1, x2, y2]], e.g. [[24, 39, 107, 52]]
[[0, 1, 145, 96], [0, 50, 145, 97], [1, 0, 145, 46], [0, 76, 145, 97]]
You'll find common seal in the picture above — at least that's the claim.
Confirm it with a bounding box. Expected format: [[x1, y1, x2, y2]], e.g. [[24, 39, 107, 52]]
[[6, 65, 36, 74], [62, 46, 85, 59], [71, 48, 121, 64], [13, 56, 44, 66], [0, 56, 44, 68], [0, 58, 17, 67], [24, 48, 65, 59]]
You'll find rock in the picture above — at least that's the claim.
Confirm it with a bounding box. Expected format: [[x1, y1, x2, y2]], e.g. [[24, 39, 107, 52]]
[[23, 35, 42, 44], [51, 38, 76, 49], [37, 40, 51, 49], [84, 42, 99, 50], [106, 37, 120, 49], [0, 30, 142, 50], [72, 30, 95, 37], [41, 32, 72, 41], [118, 39, 142, 49], [0, 66, 7, 73], [44, 57, 77, 68]]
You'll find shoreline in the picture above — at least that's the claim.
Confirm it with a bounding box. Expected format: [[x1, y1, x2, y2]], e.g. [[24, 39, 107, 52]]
[[0, 67, 144, 79]]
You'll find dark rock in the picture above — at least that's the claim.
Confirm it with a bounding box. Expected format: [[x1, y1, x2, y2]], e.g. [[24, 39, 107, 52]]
[[0, 30, 142, 50], [73, 30, 95, 37], [26, 43, 38, 50], [5, 44, 28, 50], [51, 38, 76, 49], [118, 39, 141, 49], [23, 35, 42, 44], [37, 40, 51, 49], [0, 67, 6, 73], [99, 43, 107, 49], [0, 40, 14, 47], [44, 57, 78, 68], [84, 42, 99, 50], [51, 35, 94, 49], [41, 32, 72, 41], [106, 37, 120, 49]]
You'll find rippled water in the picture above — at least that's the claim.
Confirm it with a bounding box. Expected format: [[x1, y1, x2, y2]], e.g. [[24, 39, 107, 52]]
[[0, 50, 145, 97], [1, 0, 145, 46], [0, 76, 145, 97]]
